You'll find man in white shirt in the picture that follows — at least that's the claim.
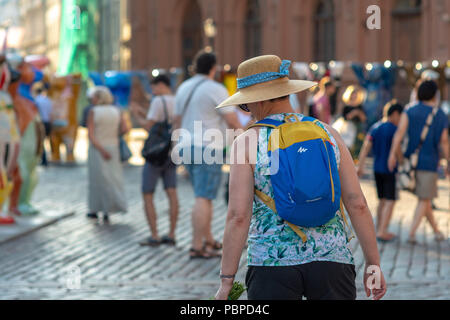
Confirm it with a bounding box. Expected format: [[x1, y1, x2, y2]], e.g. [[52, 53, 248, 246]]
[[173, 51, 242, 259]]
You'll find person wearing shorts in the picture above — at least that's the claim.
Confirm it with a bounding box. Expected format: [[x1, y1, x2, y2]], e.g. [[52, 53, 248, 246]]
[[133, 75, 179, 247], [358, 101, 403, 242], [388, 80, 449, 244], [173, 51, 242, 259]]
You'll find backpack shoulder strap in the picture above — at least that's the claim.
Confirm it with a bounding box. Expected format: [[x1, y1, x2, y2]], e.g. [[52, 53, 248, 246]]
[[301, 116, 318, 123], [248, 119, 284, 130]]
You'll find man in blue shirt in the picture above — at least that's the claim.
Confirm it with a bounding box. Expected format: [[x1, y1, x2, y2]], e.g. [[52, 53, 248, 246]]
[[358, 101, 404, 242], [388, 81, 449, 244]]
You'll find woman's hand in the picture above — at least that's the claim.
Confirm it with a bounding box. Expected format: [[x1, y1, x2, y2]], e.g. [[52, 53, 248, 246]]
[[215, 280, 234, 300], [101, 150, 112, 161]]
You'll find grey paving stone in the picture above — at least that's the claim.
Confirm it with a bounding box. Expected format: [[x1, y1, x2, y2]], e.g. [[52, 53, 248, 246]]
[[0, 156, 448, 300]]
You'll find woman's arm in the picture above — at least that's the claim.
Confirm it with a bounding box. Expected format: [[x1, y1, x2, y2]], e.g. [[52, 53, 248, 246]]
[[130, 101, 156, 131], [327, 125, 387, 300], [119, 112, 131, 136], [215, 134, 255, 300], [356, 109, 367, 123]]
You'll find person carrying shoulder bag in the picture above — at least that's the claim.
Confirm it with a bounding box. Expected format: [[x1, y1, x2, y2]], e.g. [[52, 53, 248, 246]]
[[132, 75, 179, 247], [388, 80, 449, 244]]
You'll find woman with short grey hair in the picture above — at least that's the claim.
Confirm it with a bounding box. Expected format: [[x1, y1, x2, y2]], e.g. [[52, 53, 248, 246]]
[[86, 86, 129, 221]]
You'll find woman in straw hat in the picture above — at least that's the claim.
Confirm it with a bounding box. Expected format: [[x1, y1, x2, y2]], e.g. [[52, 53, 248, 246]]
[[215, 55, 386, 300]]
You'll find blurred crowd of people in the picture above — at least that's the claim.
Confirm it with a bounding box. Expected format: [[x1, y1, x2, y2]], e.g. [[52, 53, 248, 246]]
[[79, 50, 448, 261]]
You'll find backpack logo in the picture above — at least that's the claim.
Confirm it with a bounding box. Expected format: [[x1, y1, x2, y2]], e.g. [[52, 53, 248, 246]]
[[298, 147, 308, 154]]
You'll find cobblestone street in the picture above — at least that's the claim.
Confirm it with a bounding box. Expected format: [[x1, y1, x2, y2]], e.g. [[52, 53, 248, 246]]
[[0, 157, 449, 300]]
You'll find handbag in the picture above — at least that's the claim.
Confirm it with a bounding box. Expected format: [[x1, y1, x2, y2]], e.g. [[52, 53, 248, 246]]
[[119, 136, 132, 162], [141, 96, 172, 166], [398, 106, 439, 192]]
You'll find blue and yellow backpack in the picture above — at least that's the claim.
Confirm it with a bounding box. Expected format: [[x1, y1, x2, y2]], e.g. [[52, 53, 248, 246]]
[[251, 114, 353, 243]]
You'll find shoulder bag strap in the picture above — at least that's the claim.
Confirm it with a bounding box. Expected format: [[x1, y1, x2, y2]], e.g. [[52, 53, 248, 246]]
[[410, 106, 439, 168], [181, 78, 208, 119], [160, 96, 168, 123]]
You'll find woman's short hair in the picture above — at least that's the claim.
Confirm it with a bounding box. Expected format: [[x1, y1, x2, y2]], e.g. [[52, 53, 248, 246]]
[[91, 86, 114, 105]]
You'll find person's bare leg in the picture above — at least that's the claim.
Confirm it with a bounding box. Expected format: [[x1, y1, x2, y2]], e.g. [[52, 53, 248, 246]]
[[165, 188, 179, 240], [143, 193, 160, 240], [204, 199, 217, 245], [377, 200, 396, 240], [424, 200, 442, 236], [409, 199, 429, 241], [191, 197, 211, 251], [376, 199, 386, 233]]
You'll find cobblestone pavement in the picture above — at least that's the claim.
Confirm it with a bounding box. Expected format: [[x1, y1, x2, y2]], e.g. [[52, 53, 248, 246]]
[[0, 162, 448, 300]]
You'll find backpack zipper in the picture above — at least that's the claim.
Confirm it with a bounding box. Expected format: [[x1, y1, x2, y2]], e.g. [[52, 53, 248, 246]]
[[322, 139, 335, 203]]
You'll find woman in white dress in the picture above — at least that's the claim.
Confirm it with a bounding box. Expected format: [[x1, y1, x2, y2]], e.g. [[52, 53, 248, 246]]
[[86, 86, 129, 221]]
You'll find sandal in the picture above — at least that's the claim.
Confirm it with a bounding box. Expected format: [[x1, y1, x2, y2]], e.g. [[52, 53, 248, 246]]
[[376, 233, 397, 243], [407, 237, 418, 245], [139, 237, 162, 247], [204, 240, 223, 251], [161, 235, 176, 246], [189, 248, 221, 260]]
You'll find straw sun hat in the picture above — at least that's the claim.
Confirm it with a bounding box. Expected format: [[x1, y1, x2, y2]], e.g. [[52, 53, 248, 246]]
[[217, 55, 317, 108]]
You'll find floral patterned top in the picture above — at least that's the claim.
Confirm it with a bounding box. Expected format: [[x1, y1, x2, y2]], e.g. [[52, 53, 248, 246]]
[[247, 113, 354, 267]]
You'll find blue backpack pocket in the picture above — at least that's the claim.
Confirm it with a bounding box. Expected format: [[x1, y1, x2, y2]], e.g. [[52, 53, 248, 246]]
[[270, 138, 340, 227]]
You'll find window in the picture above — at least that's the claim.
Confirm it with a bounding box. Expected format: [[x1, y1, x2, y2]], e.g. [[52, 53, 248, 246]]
[[245, 0, 262, 59], [181, 0, 202, 77], [314, 0, 335, 63], [393, 0, 422, 15], [391, 0, 422, 62]]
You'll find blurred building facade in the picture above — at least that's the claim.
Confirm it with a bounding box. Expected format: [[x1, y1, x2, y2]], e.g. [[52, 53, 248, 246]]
[[0, 0, 130, 73], [98, 0, 131, 72], [128, 0, 450, 70]]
